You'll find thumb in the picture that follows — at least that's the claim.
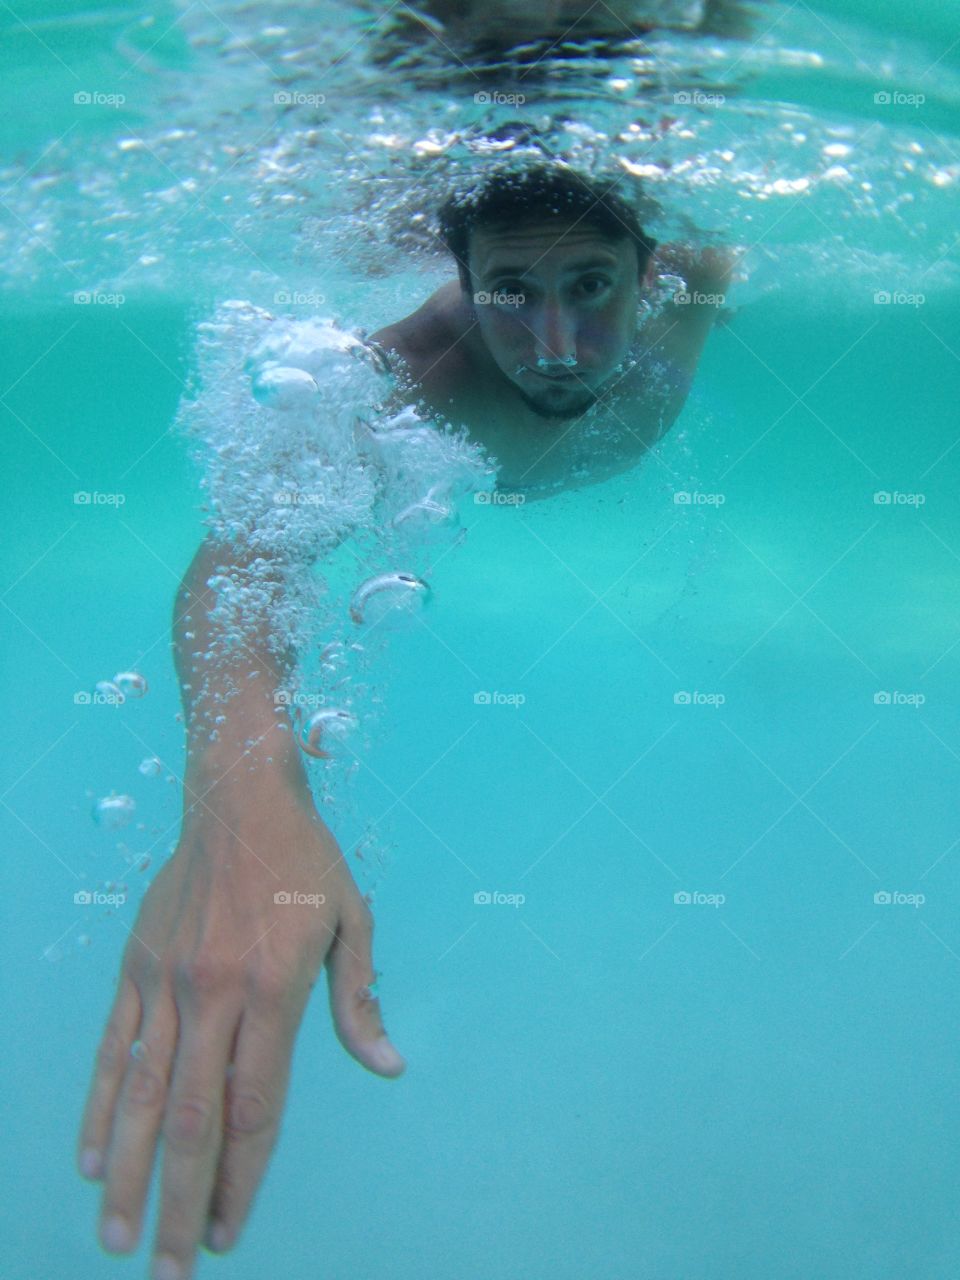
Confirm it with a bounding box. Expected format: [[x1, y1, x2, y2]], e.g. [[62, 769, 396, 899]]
[[324, 902, 406, 1078]]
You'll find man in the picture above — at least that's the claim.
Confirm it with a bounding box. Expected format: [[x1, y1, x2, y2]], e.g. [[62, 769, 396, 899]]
[[76, 163, 733, 1280], [370, 164, 732, 497]]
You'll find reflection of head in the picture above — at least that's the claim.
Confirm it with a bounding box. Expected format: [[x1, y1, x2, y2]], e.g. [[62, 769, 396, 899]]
[[437, 164, 657, 290]]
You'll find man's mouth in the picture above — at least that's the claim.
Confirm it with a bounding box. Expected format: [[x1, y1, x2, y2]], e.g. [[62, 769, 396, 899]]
[[527, 369, 578, 382]]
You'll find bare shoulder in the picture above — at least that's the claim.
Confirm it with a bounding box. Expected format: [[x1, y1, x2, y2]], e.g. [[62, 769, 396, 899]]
[[371, 281, 471, 371]]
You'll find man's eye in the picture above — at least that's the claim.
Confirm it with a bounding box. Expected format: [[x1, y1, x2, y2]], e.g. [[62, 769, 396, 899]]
[[578, 276, 611, 296]]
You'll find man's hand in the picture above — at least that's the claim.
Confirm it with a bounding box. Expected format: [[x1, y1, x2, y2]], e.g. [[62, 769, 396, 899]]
[[76, 765, 404, 1279]]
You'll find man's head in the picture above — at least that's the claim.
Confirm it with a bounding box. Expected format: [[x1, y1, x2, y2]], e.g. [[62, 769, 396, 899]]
[[437, 165, 657, 420]]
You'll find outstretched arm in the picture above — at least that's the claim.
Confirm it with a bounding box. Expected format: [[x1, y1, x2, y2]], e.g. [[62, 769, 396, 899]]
[[76, 534, 405, 1278]]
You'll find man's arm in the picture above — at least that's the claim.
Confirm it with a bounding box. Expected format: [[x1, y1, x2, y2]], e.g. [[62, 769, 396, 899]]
[[76, 535, 405, 1277], [642, 243, 738, 384]]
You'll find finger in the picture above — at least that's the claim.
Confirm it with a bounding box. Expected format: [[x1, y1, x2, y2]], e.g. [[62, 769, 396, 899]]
[[97, 995, 178, 1255], [149, 992, 240, 1279], [77, 973, 142, 1182], [325, 901, 406, 1078], [202, 988, 307, 1254]]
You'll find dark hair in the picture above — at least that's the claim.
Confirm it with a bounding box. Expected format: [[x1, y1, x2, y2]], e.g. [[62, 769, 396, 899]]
[[437, 164, 657, 282]]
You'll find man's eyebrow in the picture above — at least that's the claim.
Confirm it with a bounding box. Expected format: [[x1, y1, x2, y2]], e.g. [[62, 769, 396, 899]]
[[480, 255, 620, 277]]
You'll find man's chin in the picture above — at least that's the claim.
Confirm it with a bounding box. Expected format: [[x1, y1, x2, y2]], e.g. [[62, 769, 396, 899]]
[[515, 385, 598, 421]]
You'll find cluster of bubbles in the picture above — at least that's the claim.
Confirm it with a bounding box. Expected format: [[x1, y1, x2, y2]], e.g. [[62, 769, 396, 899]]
[[2, 0, 958, 305], [94, 670, 149, 703], [175, 299, 495, 885], [73, 665, 176, 955]]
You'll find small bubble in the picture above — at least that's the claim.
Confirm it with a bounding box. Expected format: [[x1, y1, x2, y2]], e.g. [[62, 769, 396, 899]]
[[138, 756, 162, 777], [296, 708, 358, 759], [349, 572, 430, 627], [93, 794, 136, 829], [113, 671, 148, 699]]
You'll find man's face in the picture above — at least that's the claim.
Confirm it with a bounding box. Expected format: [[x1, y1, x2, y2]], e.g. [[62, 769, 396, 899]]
[[465, 219, 644, 420]]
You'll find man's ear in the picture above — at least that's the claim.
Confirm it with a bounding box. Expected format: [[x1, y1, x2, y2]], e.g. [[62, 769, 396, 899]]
[[640, 252, 658, 291]]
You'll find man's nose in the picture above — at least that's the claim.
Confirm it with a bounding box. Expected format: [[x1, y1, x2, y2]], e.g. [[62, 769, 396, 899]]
[[532, 300, 577, 366]]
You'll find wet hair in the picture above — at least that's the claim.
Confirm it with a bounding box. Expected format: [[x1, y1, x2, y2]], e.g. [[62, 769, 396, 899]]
[[437, 164, 657, 283]]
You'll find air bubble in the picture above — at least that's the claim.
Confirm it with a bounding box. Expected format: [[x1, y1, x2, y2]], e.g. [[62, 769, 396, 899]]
[[251, 365, 319, 410], [113, 671, 148, 698], [138, 756, 162, 777], [349, 571, 430, 626], [93, 794, 136, 829], [296, 708, 359, 759]]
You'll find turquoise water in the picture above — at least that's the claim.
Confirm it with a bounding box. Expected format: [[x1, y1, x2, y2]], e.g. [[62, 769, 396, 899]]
[[2, 2, 960, 1277]]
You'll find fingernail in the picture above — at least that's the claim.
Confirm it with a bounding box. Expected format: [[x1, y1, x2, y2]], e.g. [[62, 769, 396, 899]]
[[101, 1214, 133, 1252], [152, 1254, 183, 1280], [372, 1036, 405, 1074], [79, 1147, 102, 1179], [204, 1220, 231, 1252]]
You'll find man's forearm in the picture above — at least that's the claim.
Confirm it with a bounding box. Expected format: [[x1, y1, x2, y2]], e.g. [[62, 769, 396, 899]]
[[173, 537, 308, 801]]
